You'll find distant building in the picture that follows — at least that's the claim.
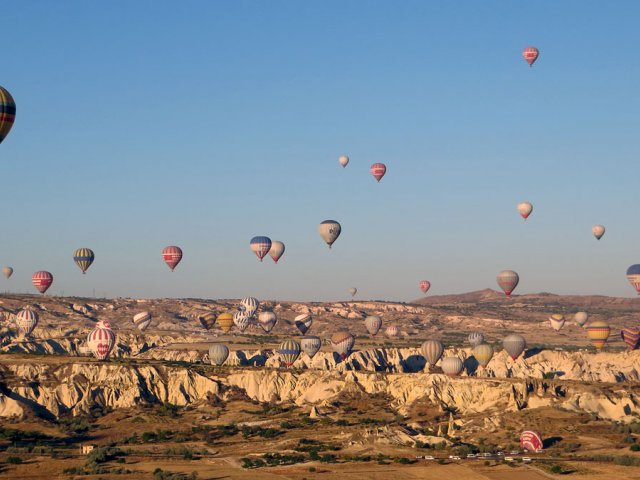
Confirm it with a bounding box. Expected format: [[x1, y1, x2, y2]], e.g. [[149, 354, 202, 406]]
[[80, 444, 95, 455]]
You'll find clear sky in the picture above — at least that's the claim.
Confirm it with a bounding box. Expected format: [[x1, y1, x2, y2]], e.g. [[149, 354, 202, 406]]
[[1, 1, 639, 301]]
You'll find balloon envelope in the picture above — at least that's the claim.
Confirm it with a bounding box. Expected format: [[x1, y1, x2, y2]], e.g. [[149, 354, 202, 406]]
[[331, 331, 355, 360], [162, 246, 183, 271], [520, 431, 543, 451], [32, 271, 53, 294], [133, 311, 152, 331], [385, 325, 399, 338], [250, 236, 272, 261], [419, 280, 431, 295], [240, 297, 259, 317], [209, 344, 230, 366], [277, 339, 301, 367], [497, 270, 519, 297], [294, 313, 313, 334], [421, 339, 444, 366], [0, 86, 16, 144], [574, 312, 588, 328], [217, 313, 234, 333], [364, 315, 382, 336], [301, 335, 322, 359], [257, 311, 277, 333], [73, 248, 95, 274], [592, 225, 605, 240], [626, 265, 640, 294], [2, 267, 13, 279], [621, 326, 640, 351], [339, 155, 349, 167], [318, 220, 341, 248], [370, 163, 386, 182], [269, 241, 285, 264], [348, 287, 357, 297], [549, 314, 565, 332], [503, 334, 526, 360], [522, 47, 539, 66], [87, 324, 116, 360], [199, 312, 217, 330], [517, 201, 533, 220], [586, 320, 610, 350], [15, 308, 38, 336], [441, 356, 464, 376], [233, 311, 251, 332], [473, 344, 494, 368], [468, 332, 484, 347]]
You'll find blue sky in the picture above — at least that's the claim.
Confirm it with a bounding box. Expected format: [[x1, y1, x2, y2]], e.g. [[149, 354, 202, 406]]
[[1, 1, 639, 301]]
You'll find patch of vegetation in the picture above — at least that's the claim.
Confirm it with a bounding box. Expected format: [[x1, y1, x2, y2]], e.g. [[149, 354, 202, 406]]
[[240, 425, 282, 439], [6, 456, 23, 464], [0, 427, 52, 443], [156, 403, 180, 418], [153, 468, 198, 480], [262, 452, 306, 466]]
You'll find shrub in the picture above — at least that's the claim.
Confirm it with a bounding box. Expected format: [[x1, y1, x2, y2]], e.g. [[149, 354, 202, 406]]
[[550, 465, 563, 474], [630, 444, 640, 452], [6, 456, 23, 464]]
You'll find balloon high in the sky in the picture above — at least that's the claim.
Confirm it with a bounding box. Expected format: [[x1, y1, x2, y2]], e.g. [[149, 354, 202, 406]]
[[209, 344, 229, 366], [339, 155, 349, 168], [497, 270, 519, 297], [441, 356, 464, 376], [331, 331, 355, 360], [586, 320, 610, 350], [301, 335, 322, 359], [318, 220, 341, 248], [133, 312, 152, 331], [517, 202, 533, 220], [0, 86, 16, 144], [370, 163, 386, 182], [621, 327, 640, 351], [250, 236, 272, 262], [348, 287, 357, 298], [15, 308, 38, 337], [364, 315, 382, 336], [522, 47, 539, 67], [73, 248, 95, 274], [257, 311, 277, 333], [87, 320, 116, 360], [473, 344, 494, 369], [216, 313, 234, 334], [162, 246, 183, 271], [268, 241, 285, 264], [626, 265, 640, 294], [549, 314, 565, 332], [294, 314, 313, 335], [32, 271, 53, 294], [503, 334, 526, 360], [2, 267, 13, 279], [574, 312, 588, 328], [419, 280, 431, 295], [277, 339, 301, 367], [592, 225, 605, 240], [421, 339, 444, 367]]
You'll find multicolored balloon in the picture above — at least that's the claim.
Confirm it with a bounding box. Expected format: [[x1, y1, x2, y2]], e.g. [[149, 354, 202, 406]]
[[549, 314, 565, 332], [468, 332, 484, 347], [497, 270, 519, 297], [32, 271, 53, 294], [522, 47, 539, 67], [87, 321, 116, 360], [73, 248, 95, 274], [209, 344, 230, 366], [441, 356, 464, 376], [419, 280, 431, 295], [574, 312, 588, 328], [421, 339, 444, 366], [250, 236, 272, 262], [503, 334, 526, 360], [592, 225, 605, 240], [257, 311, 277, 333], [0, 86, 16, 144], [517, 201, 533, 220], [364, 315, 382, 336], [269, 241, 285, 264], [233, 311, 251, 332], [277, 339, 301, 367], [348, 287, 357, 298], [385, 325, 399, 338], [520, 431, 543, 452], [318, 220, 341, 248], [586, 320, 610, 351], [133, 311, 152, 331], [472, 344, 494, 368], [199, 312, 217, 330], [240, 297, 259, 317], [626, 265, 640, 294], [294, 313, 313, 334], [15, 308, 38, 337], [370, 163, 387, 182], [217, 313, 234, 333], [162, 246, 183, 271], [339, 155, 349, 168], [2, 267, 13, 279], [330, 331, 355, 360], [301, 335, 322, 359], [621, 326, 640, 351]]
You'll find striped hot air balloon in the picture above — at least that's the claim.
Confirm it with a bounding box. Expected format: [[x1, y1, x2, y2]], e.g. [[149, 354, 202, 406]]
[[294, 313, 313, 334], [339, 155, 349, 168], [250, 236, 272, 261], [385, 325, 399, 338], [468, 332, 484, 347], [621, 326, 640, 351], [626, 265, 640, 294], [240, 297, 259, 317], [199, 312, 217, 330], [217, 313, 234, 333], [364, 315, 382, 336], [73, 248, 95, 274], [370, 163, 386, 182], [277, 339, 301, 367], [162, 246, 183, 271], [257, 311, 277, 333], [592, 225, 605, 240], [209, 344, 230, 366], [15, 308, 38, 336], [441, 356, 464, 376], [331, 331, 355, 360], [421, 339, 444, 367], [574, 312, 588, 328], [32, 271, 53, 294], [473, 344, 494, 368], [2, 267, 13, 279], [87, 322, 116, 360], [497, 270, 519, 297], [301, 336, 322, 359], [522, 47, 539, 67], [233, 311, 251, 332], [517, 201, 533, 220], [0, 86, 16, 144], [548, 314, 565, 332], [503, 334, 526, 360], [586, 320, 610, 351], [419, 280, 431, 295], [318, 220, 341, 248], [269, 241, 285, 264], [133, 311, 152, 331], [520, 431, 543, 451]]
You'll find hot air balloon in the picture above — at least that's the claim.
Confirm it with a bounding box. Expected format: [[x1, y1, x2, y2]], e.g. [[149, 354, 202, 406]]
[[2, 267, 13, 279], [233, 311, 251, 332], [162, 246, 183, 271], [574, 312, 588, 328], [133, 311, 152, 331], [592, 225, 605, 240], [441, 356, 464, 376], [0, 86, 16, 144], [87, 321, 116, 360], [250, 236, 272, 262], [199, 312, 217, 330], [421, 340, 444, 367], [73, 248, 95, 274], [517, 201, 533, 220], [385, 325, 399, 338], [301, 335, 322, 359], [331, 331, 355, 360], [468, 332, 484, 347], [318, 220, 341, 248], [549, 314, 565, 332], [586, 320, 610, 351], [364, 315, 382, 336], [370, 163, 386, 182], [277, 339, 301, 367], [239, 297, 259, 317], [209, 344, 230, 366], [217, 313, 234, 333], [257, 311, 277, 333], [520, 431, 543, 451], [269, 241, 285, 264], [15, 308, 38, 337], [626, 265, 640, 294], [473, 344, 494, 368], [419, 280, 431, 295], [339, 155, 349, 168], [32, 271, 53, 294], [503, 334, 526, 360], [294, 313, 313, 334], [497, 270, 519, 297], [522, 47, 539, 67], [348, 287, 357, 298], [621, 326, 640, 351]]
